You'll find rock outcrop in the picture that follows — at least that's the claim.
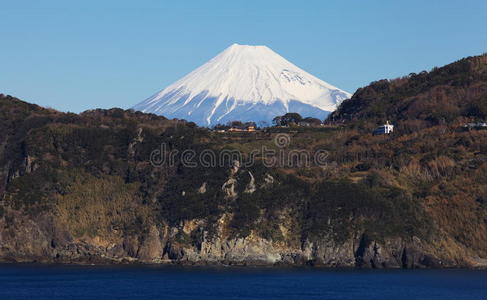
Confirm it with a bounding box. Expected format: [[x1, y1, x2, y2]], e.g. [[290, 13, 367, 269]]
[[0, 207, 461, 267]]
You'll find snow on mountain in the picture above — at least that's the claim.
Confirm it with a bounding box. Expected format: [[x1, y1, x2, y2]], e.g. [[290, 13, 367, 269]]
[[133, 43, 352, 126]]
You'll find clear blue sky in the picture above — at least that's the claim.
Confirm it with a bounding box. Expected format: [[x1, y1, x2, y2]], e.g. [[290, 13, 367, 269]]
[[1, 0, 486, 113]]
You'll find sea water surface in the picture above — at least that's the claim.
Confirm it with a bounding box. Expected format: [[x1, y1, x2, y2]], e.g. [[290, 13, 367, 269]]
[[0, 264, 486, 299]]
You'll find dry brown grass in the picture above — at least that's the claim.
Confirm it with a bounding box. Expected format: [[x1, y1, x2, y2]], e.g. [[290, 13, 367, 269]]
[[55, 172, 153, 241]]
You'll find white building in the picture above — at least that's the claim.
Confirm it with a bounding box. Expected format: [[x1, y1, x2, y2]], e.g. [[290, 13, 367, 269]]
[[373, 121, 394, 135]]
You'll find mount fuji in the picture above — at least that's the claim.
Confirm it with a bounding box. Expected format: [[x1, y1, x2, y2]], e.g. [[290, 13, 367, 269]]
[[133, 44, 351, 126]]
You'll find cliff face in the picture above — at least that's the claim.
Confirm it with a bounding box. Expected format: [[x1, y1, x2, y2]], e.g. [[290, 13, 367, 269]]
[[1, 70, 487, 269], [0, 208, 444, 268]]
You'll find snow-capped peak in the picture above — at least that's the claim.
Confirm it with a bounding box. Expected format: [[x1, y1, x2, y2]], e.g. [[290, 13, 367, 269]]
[[133, 43, 351, 126]]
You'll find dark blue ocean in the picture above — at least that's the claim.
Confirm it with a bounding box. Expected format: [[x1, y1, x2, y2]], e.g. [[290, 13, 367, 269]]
[[0, 264, 486, 299]]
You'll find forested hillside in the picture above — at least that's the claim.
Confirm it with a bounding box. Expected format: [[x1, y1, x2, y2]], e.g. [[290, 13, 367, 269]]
[[0, 54, 486, 267], [329, 53, 487, 133]]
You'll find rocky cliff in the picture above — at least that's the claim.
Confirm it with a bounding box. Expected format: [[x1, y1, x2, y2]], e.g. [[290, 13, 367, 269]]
[[0, 207, 450, 268]]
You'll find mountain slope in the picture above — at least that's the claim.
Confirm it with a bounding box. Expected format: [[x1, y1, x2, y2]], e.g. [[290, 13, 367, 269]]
[[329, 53, 487, 131], [133, 44, 351, 126]]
